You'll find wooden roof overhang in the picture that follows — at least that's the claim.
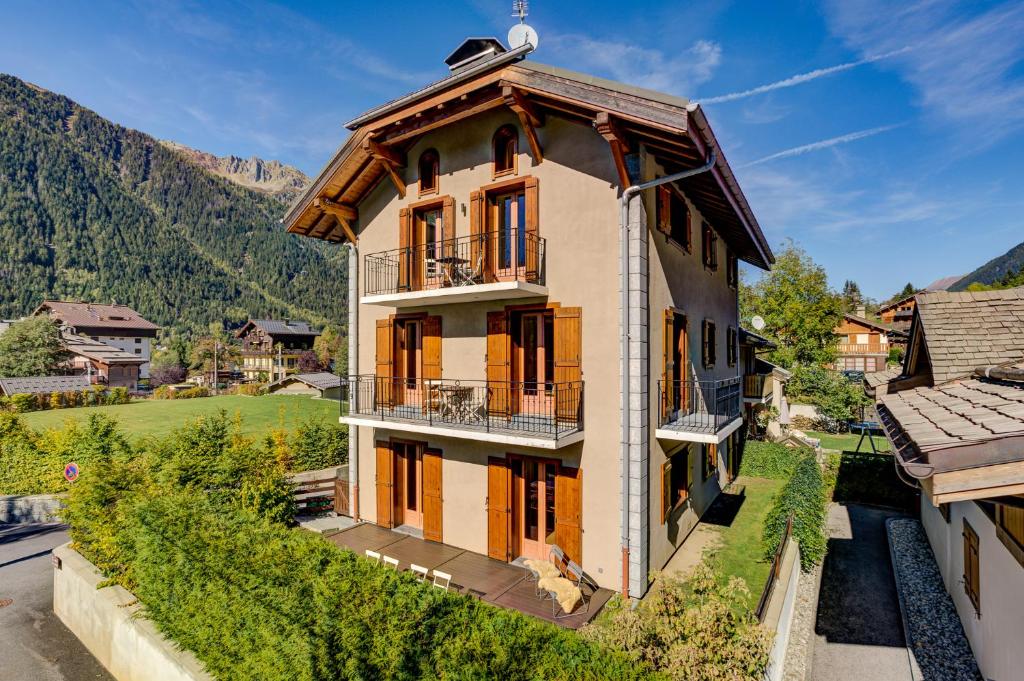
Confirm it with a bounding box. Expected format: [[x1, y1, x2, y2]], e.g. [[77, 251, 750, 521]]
[[283, 58, 774, 269]]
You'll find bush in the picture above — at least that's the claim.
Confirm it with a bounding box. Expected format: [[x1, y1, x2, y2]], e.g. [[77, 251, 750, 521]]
[[108, 387, 130, 404], [738, 441, 812, 480], [234, 383, 266, 397], [154, 386, 209, 400], [786, 365, 871, 430], [288, 418, 347, 472], [762, 455, 828, 571], [9, 393, 38, 413], [831, 452, 917, 510]]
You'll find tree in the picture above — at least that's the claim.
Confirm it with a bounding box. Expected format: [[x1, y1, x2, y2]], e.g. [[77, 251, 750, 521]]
[[0, 317, 70, 377], [189, 337, 241, 374], [740, 241, 842, 368], [841, 280, 862, 312], [150, 365, 186, 387], [313, 325, 345, 372], [296, 350, 322, 373]]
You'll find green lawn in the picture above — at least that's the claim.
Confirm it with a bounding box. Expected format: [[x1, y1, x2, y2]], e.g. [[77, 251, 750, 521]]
[[706, 476, 786, 607], [19, 395, 340, 441], [805, 430, 890, 453]]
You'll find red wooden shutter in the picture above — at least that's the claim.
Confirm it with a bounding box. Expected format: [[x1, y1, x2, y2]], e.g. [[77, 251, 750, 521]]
[[486, 311, 510, 417], [422, 316, 442, 380], [524, 177, 540, 280], [375, 318, 394, 407], [656, 185, 671, 235], [487, 457, 511, 561], [553, 307, 582, 422], [375, 441, 394, 528], [554, 466, 582, 565], [662, 309, 674, 421], [398, 208, 412, 291], [422, 449, 443, 543]]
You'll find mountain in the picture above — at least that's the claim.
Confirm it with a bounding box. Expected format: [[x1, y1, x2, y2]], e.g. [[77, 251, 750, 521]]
[[159, 141, 309, 202], [0, 74, 346, 336], [951, 240, 1024, 291]]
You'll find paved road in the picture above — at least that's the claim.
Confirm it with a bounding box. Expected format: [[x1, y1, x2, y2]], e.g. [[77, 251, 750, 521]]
[[0, 524, 112, 681], [811, 503, 914, 681]]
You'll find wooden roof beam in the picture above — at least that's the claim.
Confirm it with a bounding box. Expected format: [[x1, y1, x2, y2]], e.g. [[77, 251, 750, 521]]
[[312, 197, 358, 243], [594, 111, 631, 187], [361, 138, 407, 199], [502, 85, 544, 164]]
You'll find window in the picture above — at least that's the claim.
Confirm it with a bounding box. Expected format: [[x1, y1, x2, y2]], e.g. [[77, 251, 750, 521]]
[[656, 186, 691, 251], [939, 502, 951, 523], [702, 443, 717, 480], [727, 251, 738, 289], [727, 326, 737, 367], [963, 518, 980, 615], [996, 504, 1024, 568], [702, 222, 718, 270], [492, 125, 518, 176], [134, 337, 142, 344], [702, 319, 716, 368], [418, 149, 439, 195], [661, 445, 691, 522], [134, 348, 142, 355]]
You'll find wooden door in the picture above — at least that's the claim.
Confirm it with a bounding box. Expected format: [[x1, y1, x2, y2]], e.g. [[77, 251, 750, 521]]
[[418, 208, 445, 288], [422, 449, 443, 543], [487, 457, 511, 561], [375, 441, 394, 528], [553, 307, 582, 422], [517, 311, 553, 416], [398, 208, 413, 291], [394, 442, 421, 528], [554, 466, 582, 565], [486, 311, 511, 417]]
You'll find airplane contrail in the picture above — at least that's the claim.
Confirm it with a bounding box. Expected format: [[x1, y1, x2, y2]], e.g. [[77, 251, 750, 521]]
[[741, 124, 904, 167]]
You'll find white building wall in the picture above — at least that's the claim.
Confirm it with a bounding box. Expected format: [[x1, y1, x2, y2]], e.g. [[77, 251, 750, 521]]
[[920, 496, 1024, 681], [96, 335, 152, 378]]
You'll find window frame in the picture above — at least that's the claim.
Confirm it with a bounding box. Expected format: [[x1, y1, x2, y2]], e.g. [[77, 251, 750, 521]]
[[492, 125, 518, 179], [702, 319, 717, 369], [656, 185, 692, 253], [702, 221, 719, 270], [417, 149, 440, 196], [727, 326, 737, 367], [661, 445, 692, 522], [701, 443, 717, 480]]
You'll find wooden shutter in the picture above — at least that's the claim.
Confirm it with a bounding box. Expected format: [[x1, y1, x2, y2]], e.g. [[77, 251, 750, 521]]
[[661, 459, 672, 523], [680, 447, 690, 502], [422, 448, 443, 543], [656, 185, 671, 235], [422, 316, 442, 380], [441, 196, 456, 258], [487, 457, 511, 561], [553, 307, 582, 422], [398, 208, 412, 291], [375, 441, 394, 528], [486, 311, 510, 417], [524, 177, 540, 280], [469, 190, 490, 282], [554, 466, 582, 565], [375, 318, 394, 407], [703, 443, 717, 480], [963, 519, 980, 613], [662, 309, 674, 421]]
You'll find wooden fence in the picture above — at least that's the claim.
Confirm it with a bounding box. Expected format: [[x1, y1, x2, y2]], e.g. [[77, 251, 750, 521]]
[[291, 466, 349, 517], [756, 515, 793, 622]]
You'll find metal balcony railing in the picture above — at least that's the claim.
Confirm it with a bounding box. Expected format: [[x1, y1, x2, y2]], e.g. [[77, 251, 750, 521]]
[[658, 377, 742, 434], [363, 229, 546, 296], [341, 375, 582, 439]]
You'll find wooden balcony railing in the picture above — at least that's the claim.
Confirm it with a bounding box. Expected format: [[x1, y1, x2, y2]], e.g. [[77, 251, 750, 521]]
[[658, 377, 741, 434], [743, 374, 768, 399], [838, 343, 886, 354]]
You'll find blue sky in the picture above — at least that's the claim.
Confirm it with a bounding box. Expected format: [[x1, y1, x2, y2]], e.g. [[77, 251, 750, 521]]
[[3, 0, 1023, 300]]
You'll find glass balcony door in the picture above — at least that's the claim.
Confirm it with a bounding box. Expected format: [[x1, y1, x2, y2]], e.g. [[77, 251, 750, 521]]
[[489, 190, 527, 281]]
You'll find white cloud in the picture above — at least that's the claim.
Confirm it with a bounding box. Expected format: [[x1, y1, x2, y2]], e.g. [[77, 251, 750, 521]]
[[823, 0, 1024, 147], [544, 33, 721, 94], [741, 124, 904, 167], [699, 48, 909, 105]]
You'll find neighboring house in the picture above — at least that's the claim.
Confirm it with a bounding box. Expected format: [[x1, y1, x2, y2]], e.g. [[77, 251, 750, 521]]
[[872, 287, 1024, 681], [266, 371, 342, 400], [61, 332, 146, 389], [0, 374, 91, 397], [834, 308, 906, 372], [0, 319, 20, 336], [739, 328, 790, 440], [34, 301, 159, 379], [236, 319, 321, 382], [280, 37, 773, 598], [877, 295, 916, 333]]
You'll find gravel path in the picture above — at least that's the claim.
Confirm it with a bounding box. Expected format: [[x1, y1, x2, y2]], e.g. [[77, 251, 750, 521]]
[[887, 518, 982, 681]]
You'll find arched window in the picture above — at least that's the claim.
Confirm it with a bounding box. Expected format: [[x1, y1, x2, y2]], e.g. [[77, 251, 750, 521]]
[[492, 125, 518, 176], [418, 149, 439, 195]]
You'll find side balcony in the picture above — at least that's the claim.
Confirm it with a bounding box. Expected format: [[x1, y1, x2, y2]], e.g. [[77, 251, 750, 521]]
[[362, 229, 548, 307], [656, 377, 743, 444], [742, 373, 772, 405], [341, 375, 583, 449]]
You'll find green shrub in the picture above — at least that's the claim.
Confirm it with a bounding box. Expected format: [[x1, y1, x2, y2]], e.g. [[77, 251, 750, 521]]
[[288, 418, 347, 472], [234, 383, 265, 397], [786, 365, 871, 430], [738, 441, 812, 480], [9, 393, 37, 412], [762, 455, 828, 571], [108, 387, 130, 404]]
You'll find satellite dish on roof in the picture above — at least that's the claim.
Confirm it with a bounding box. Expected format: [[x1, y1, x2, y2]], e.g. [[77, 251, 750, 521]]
[[751, 315, 766, 331], [508, 23, 539, 49]]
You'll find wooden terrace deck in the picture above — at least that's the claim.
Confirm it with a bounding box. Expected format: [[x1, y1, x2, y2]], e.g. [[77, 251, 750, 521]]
[[326, 523, 613, 629]]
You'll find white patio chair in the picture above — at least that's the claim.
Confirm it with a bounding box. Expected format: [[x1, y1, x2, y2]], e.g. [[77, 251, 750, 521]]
[[365, 549, 381, 565], [410, 564, 428, 582], [382, 555, 399, 570], [431, 570, 452, 592]]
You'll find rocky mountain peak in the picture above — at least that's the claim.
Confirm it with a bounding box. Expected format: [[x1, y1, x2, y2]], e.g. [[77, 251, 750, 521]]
[[160, 140, 309, 202]]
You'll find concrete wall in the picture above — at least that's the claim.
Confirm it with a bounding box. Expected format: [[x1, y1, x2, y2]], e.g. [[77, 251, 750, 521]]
[[53, 544, 212, 681], [920, 497, 1024, 681], [0, 493, 62, 523], [763, 540, 801, 681], [97, 335, 151, 378]]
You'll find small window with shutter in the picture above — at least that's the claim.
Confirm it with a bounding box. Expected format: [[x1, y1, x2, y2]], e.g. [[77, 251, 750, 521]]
[[661, 445, 691, 522], [963, 518, 980, 616], [727, 326, 737, 367], [702, 222, 718, 270], [727, 251, 738, 289], [656, 185, 691, 252], [702, 320, 716, 369]]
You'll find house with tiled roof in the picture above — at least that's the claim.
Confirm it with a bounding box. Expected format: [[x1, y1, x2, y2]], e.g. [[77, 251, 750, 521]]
[[235, 319, 321, 381], [60, 332, 148, 389], [873, 287, 1024, 681], [833, 306, 907, 373]]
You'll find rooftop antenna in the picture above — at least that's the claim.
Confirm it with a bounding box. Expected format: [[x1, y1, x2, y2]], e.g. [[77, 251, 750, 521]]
[[508, 0, 539, 50]]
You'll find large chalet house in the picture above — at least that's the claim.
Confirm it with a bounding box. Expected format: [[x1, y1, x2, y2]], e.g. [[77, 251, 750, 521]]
[[282, 38, 773, 598], [871, 288, 1024, 681], [833, 306, 906, 373], [235, 319, 321, 382]]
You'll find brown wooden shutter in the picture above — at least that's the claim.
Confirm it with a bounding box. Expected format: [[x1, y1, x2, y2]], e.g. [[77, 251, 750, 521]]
[[375, 318, 394, 407], [554, 466, 582, 565], [375, 441, 394, 528], [422, 316, 442, 380], [422, 449, 443, 543], [469, 190, 490, 282], [441, 196, 456, 258], [553, 307, 582, 422], [398, 208, 412, 291], [661, 459, 672, 523], [680, 447, 690, 502], [524, 177, 540, 280], [656, 185, 671, 235], [662, 309, 674, 421], [487, 457, 511, 561], [486, 311, 510, 417], [963, 519, 980, 612]]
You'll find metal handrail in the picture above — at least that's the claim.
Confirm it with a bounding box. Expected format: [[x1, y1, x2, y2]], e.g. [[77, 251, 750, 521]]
[[657, 376, 742, 433]]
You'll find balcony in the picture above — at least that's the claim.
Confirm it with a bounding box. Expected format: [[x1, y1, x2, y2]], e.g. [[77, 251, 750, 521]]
[[743, 373, 771, 403], [362, 229, 548, 307], [656, 377, 742, 443], [341, 375, 583, 449], [838, 343, 886, 354]]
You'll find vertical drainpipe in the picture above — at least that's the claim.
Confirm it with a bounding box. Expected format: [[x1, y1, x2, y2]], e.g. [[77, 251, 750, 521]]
[[348, 242, 360, 521], [619, 150, 717, 600]]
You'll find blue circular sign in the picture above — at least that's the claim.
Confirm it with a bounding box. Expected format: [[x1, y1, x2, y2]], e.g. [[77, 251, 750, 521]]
[[64, 462, 79, 482]]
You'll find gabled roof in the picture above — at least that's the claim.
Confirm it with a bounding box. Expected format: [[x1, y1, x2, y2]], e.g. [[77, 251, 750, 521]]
[[267, 371, 340, 391], [0, 374, 91, 396], [36, 301, 159, 332], [841, 312, 905, 336], [62, 332, 146, 365], [236, 319, 321, 338], [739, 327, 776, 350]]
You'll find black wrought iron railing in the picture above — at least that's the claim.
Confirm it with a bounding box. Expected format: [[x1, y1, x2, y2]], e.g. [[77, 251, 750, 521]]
[[341, 375, 582, 438], [658, 377, 742, 433], [363, 229, 546, 296]]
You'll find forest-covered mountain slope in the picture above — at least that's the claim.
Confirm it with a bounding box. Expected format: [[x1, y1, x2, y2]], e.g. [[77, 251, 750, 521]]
[[0, 73, 345, 335], [952, 240, 1024, 291]]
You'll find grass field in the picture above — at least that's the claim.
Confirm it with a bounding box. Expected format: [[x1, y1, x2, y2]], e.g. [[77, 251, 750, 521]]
[[805, 430, 891, 453], [18, 395, 340, 441]]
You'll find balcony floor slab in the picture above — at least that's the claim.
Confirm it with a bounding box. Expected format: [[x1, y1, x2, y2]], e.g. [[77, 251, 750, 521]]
[[340, 415, 583, 450], [655, 415, 744, 444], [362, 281, 548, 308]]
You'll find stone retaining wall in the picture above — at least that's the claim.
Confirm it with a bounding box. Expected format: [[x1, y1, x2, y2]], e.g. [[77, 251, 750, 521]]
[[0, 493, 63, 523]]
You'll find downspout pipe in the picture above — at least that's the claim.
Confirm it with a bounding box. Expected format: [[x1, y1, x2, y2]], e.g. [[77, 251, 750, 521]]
[[347, 243, 360, 521], [618, 150, 716, 599]]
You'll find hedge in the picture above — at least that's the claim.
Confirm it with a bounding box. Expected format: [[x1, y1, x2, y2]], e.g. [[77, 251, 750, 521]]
[[762, 455, 828, 571], [737, 441, 812, 480], [831, 452, 917, 511], [2, 386, 128, 413]]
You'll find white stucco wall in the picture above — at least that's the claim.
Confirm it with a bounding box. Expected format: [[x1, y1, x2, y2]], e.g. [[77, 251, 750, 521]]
[[96, 334, 152, 378]]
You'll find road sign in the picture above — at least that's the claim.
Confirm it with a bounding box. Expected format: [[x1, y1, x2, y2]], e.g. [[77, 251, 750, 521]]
[[63, 462, 79, 483]]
